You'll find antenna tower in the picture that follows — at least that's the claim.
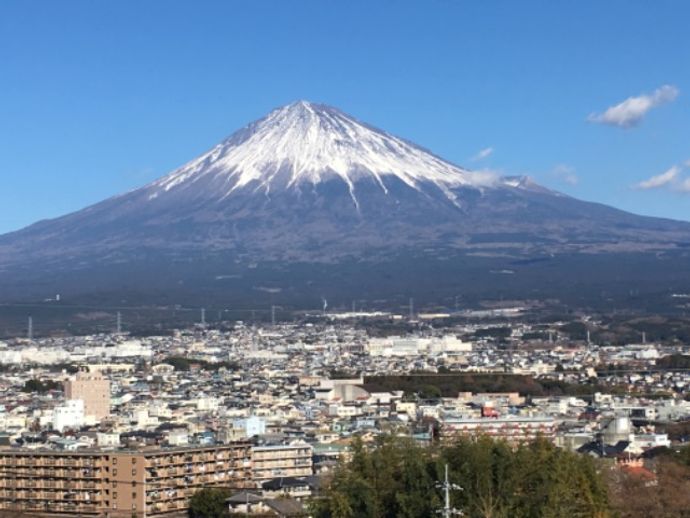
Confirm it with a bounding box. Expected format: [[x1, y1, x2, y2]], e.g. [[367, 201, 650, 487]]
[[437, 464, 463, 517]]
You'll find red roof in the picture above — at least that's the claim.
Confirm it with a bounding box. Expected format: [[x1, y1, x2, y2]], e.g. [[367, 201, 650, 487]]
[[621, 465, 656, 481]]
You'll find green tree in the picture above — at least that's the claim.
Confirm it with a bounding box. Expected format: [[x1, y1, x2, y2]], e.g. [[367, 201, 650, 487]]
[[21, 379, 61, 393], [188, 487, 231, 518], [311, 435, 612, 518]]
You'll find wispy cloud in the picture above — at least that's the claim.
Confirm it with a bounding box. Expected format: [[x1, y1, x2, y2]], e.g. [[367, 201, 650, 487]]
[[552, 164, 578, 185], [471, 147, 494, 161], [588, 85, 679, 128], [634, 166, 680, 190], [675, 177, 690, 193]]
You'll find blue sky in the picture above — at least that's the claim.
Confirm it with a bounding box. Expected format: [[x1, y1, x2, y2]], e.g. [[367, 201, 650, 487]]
[[1, 0, 689, 233]]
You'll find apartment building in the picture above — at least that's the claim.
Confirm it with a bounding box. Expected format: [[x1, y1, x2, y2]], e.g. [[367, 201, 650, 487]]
[[440, 416, 556, 444], [0, 443, 252, 517], [251, 442, 313, 481], [64, 368, 111, 421]]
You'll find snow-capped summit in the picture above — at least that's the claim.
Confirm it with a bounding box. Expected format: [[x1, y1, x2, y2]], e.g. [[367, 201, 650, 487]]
[[150, 100, 494, 206]]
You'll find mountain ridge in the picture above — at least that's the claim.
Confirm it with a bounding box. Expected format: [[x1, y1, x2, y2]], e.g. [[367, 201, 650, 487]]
[[1, 100, 690, 308]]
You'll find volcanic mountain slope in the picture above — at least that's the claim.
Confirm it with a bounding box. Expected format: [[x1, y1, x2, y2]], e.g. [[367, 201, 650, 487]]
[[1, 100, 690, 307]]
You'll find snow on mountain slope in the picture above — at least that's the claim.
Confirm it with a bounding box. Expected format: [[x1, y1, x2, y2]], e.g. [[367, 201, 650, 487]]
[[149, 101, 497, 207]]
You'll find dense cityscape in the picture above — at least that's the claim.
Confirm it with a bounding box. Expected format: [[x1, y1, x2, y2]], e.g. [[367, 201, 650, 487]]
[[0, 310, 689, 516]]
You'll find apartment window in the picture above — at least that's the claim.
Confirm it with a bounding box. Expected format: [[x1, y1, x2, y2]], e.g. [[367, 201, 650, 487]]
[[132, 458, 137, 464], [113, 469, 117, 476], [131, 468, 136, 476], [113, 492, 118, 499], [113, 458, 117, 465], [132, 492, 137, 499]]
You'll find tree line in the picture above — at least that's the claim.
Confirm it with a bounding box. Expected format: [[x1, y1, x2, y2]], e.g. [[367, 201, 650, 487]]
[[311, 435, 610, 518]]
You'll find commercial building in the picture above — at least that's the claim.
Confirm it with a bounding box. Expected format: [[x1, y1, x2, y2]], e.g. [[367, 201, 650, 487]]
[[0, 443, 252, 517], [231, 416, 266, 438], [64, 369, 111, 421], [52, 400, 85, 432]]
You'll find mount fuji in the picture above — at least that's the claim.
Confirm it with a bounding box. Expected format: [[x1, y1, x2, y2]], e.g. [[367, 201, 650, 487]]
[[2, 101, 690, 309]]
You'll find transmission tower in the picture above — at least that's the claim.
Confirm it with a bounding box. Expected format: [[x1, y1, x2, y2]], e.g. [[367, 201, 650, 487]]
[[27, 316, 33, 341]]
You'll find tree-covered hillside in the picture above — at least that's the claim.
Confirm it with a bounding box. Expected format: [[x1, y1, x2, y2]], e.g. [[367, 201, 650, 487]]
[[311, 436, 610, 518]]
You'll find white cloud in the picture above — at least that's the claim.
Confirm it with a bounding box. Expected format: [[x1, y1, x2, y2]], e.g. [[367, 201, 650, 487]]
[[471, 168, 501, 185], [588, 84, 679, 128], [552, 164, 578, 185], [634, 166, 680, 190], [471, 147, 493, 161], [675, 177, 690, 193]]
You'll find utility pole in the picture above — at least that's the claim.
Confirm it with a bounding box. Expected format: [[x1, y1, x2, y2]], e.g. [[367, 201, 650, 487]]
[[438, 463, 463, 517]]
